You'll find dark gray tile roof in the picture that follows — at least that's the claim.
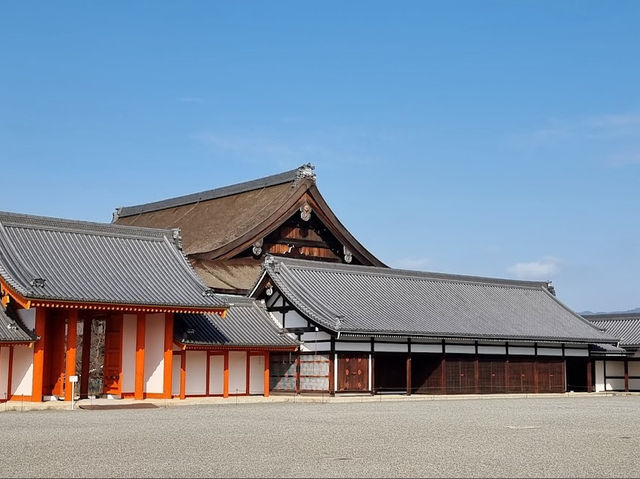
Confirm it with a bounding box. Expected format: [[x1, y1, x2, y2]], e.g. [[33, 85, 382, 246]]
[[115, 164, 315, 218], [0, 306, 36, 343], [584, 313, 640, 347], [0, 211, 227, 310], [257, 256, 618, 343], [590, 343, 629, 354], [175, 295, 297, 347]]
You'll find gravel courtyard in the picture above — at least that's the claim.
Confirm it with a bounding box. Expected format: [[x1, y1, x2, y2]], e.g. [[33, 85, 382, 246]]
[[1, 396, 639, 478]]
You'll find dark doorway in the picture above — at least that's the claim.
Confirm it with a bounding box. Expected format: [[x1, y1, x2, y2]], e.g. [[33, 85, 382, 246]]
[[411, 355, 443, 394], [566, 358, 588, 392], [374, 353, 406, 393]]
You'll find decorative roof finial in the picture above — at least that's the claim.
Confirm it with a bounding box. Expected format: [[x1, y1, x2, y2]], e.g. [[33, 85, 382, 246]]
[[171, 228, 183, 251], [296, 163, 316, 183]]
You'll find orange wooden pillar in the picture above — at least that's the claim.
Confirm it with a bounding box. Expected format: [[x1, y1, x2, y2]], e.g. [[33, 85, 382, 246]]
[[263, 351, 270, 398], [223, 351, 229, 398], [64, 311, 78, 401], [32, 308, 47, 402], [179, 351, 186, 400], [80, 317, 92, 398], [163, 312, 173, 399], [134, 312, 145, 400]]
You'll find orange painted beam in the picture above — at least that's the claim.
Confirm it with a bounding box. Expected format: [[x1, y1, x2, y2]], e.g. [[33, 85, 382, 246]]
[[263, 352, 270, 398], [134, 312, 145, 400], [64, 311, 78, 401], [223, 351, 229, 398], [163, 312, 174, 399], [179, 351, 186, 400], [32, 308, 46, 402]]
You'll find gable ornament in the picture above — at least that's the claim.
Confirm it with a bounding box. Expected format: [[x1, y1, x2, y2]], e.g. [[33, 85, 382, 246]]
[[300, 203, 312, 222]]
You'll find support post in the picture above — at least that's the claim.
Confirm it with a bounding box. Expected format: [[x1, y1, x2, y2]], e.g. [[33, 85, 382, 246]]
[[32, 307, 47, 402], [163, 312, 173, 399], [624, 358, 629, 393], [263, 351, 270, 398], [179, 351, 186, 400], [586, 358, 593, 393], [370, 338, 375, 395], [406, 338, 412, 396], [134, 312, 145, 400], [329, 338, 335, 396], [80, 317, 91, 398], [223, 351, 229, 398], [64, 310, 78, 401]]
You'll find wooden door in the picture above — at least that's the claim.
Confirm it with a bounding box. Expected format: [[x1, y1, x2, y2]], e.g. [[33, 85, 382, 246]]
[[103, 316, 123, 395], [338, 353, 369, 392]]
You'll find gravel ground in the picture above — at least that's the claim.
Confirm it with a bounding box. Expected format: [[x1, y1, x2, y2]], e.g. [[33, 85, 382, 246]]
[[1, 396, 639, 478]]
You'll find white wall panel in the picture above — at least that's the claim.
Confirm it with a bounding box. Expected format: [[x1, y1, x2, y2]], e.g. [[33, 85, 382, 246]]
[[300, 331, 332, 342], [478, 345, 506, 355], [537, 347, 562, 356], [564, 348, 588, 357], [229, 351, 247, 394], [0, 347, 9, 401], [185, 351, 207, 396], [11, 345, 33, 396], [335, 341, 370, 352], [606, 361, 625, 376], [375, 342, 408, 353], [411, 343, 442, 353], [209, 355, 224, 395], [606, 378, 625, 391], [445, 344, 475, 355], [172, 354, 181, 396], [284, 310, 308, 328], [144, 313, 165, 394], [509, 346, 535, 356], [249, 355, 265, 395], [595, 361, 605, 392], [300, 341, 332, 353], [121, 314, 136, 393], [629, 378, 640, 391]]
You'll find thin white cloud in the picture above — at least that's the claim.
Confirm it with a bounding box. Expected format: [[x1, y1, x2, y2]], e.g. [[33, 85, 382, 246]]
[[608, 151, 640, 167], [392, 257, 433, 271], [507, 256, 560, 280]]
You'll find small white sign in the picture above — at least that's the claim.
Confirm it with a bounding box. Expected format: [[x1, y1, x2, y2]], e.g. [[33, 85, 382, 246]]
[[69, 375, 79, 383]]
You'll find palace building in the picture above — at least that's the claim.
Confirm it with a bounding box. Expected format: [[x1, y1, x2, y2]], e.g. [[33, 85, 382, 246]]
[[0, 164, 631, 402]]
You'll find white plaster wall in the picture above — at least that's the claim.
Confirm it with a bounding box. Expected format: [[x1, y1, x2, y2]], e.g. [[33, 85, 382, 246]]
[[0, 347, 9, 401], [11, 345, 33, 396], [185, 351, 207, 396], [16, 308, 35, 330], [300, 331, 332, 342], [335, 341, 370, 352], [300, 341, 332, 353], [445, 344, 475, 354], [144, 313, 165, 394], [229, 351, 246, 394], [606, 361, 625, 376], [630, 379, 640, 390], [606, 378, 625, 391], [628, 362, 640, 376], [509, 346, 535, 356], [249, 355, 264, 395], [209, 355, 224, 395], [285, 310, 308, 328], [537, 347, 562, 356], [478, 345, 506, 355], [172, 354, 181, 396], [411, 343, 442, 353], [565, 348, 588, 357], [375, 342, 408, 353], [121, 314, 137, 393], [595, 361, 605, 392]]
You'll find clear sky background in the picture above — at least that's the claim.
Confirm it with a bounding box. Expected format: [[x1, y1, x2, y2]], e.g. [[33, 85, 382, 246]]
[[1, 1, 639, 312]]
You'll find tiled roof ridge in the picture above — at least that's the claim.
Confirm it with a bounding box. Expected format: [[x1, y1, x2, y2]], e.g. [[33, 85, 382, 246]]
[[268, 256, 551, 291], [115, 163, 316, 218], [0, 210, 175, 242], [584, 312, 640, 321]]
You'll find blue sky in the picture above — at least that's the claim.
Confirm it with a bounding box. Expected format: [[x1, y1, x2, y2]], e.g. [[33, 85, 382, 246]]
[[1, 1, 639, 312]]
